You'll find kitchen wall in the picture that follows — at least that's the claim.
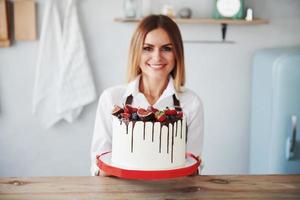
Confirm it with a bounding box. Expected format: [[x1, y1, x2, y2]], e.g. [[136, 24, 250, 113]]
[[0, 0, 299, 177]]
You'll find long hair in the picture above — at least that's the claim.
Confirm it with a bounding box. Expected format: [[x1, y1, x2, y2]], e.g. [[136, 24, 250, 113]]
[[126, 15, 185, 92]]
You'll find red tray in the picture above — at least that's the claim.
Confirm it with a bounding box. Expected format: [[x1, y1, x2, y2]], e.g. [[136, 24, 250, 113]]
[[97, 152, 200, 180]]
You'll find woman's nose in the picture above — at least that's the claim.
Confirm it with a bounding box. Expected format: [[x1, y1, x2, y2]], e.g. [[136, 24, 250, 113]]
[[152, 49, 162, 61]]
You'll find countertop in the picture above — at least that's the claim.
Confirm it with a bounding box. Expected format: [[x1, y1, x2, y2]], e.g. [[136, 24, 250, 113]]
[[1, 175, 300, 199]]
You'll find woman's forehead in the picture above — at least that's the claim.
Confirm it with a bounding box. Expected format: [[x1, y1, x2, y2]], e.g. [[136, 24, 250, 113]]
[[143, 28, 172, 45]]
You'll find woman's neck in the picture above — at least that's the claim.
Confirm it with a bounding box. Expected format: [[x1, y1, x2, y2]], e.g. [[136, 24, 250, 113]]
[[139, 76, 169, 105]]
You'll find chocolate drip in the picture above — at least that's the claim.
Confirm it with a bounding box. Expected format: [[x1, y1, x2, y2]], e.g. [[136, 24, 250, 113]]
[[151, 122, 154, 142], [120, 120, 129, 135], [171, 122, 175, 163], [143, 122, 146, 140], [175, 121, 178, 137], [186, 123, 188, 143], [159, 124, 162, 153], [131, 121, 136, 153], [158, 122, 170, 154], [180, 119, 183, 139], [167, 124, 169, 154]]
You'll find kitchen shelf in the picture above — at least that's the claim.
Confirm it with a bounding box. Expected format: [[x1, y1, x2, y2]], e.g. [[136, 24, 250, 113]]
[[114, 18, 269, 25], [114, 18, 269, 42]]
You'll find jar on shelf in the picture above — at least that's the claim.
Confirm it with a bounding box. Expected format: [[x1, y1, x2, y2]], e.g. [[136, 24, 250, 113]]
[[141, 0, 152, 17], [161, 4, 175, 17], [123, 0, 138, 18]]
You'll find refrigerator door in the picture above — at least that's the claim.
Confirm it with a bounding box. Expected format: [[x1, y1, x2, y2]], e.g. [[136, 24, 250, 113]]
[[250, 47, 300, 174], [270, 54, 300, 173]]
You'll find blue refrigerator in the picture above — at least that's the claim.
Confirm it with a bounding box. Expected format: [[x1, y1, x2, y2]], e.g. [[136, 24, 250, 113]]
[[250, 47, 300, 174]]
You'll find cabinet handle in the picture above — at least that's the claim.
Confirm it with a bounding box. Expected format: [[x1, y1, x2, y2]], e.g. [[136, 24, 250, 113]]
[[286, 115, 297, 160]]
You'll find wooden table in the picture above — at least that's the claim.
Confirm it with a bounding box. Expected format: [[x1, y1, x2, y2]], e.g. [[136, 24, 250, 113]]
[[0, 175, 300, 199]]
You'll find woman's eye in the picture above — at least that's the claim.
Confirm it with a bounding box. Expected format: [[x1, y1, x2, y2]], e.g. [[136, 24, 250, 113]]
[[143, 46, 152, 51], [162, 46, 172, 52]]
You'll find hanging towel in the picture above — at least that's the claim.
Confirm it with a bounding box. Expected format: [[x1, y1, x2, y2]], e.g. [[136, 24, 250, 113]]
[[33, 0, 96, 128], [33, 0, 64, 128]]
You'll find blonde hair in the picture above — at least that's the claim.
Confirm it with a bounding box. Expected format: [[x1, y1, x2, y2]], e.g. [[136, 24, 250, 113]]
[[126, 15, 185, 92]]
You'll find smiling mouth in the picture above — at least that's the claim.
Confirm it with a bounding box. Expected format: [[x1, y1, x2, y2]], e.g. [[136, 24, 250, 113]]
[[147, 63, 166, 69]]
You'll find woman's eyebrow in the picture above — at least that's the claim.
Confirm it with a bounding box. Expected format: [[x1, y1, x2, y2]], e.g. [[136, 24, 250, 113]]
[[143, 43, 153, 46], [143, 43, 173, 46], [162, 43, 172, 47]]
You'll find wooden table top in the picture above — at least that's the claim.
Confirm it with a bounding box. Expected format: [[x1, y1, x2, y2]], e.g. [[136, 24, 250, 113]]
[[0, 175, 300, 199]]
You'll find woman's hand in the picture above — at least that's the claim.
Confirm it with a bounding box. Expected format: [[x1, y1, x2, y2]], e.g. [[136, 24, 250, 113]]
[[188, 155, 200, 176], [96, 156, 105, 176], [99, 170, 107, 176], [95, 157, 110, 176], [188, 169, 199, 176]]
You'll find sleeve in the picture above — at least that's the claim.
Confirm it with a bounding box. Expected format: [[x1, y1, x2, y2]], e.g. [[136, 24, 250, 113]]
[[186, 95, 204, 174], [90, 90, 113, 176]]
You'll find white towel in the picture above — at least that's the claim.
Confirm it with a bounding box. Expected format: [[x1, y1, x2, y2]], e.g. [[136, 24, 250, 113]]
[[33, 0, 96, 128]]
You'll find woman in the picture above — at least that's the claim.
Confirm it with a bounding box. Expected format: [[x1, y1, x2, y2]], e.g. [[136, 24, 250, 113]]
[[90, 15, 204, 176]]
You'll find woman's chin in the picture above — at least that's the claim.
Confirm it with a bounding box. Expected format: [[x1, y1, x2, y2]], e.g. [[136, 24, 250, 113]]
[[142, 71, 169, 81]]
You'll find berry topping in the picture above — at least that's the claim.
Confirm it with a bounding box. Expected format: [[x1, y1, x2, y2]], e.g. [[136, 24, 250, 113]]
[[121, 112, 131, 120], [124, 104, 138, 114], [112, 105, 183, 122], [165, 108, 177, 116], [131, 112, 139, 121], [166, 115, 176, 120], [155, 111, 167, 122], [147, 106, 159, 113], [176, 111, 183, 119], [112, 105, 124, 116], [137, 108, 155, 121]]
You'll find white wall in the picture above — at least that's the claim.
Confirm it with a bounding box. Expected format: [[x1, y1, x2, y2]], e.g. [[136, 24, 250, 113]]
[[0, 0, 299, 177]]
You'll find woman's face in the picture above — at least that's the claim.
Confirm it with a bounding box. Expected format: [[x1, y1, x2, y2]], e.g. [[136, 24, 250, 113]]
[[139, 28, 175, 81]]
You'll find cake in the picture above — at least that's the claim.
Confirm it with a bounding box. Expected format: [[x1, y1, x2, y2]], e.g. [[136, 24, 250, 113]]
[[111, 105, 187, 170]]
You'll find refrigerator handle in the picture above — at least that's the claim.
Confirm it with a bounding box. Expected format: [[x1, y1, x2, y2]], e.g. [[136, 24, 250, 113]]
[[286, 115, 297, 160]]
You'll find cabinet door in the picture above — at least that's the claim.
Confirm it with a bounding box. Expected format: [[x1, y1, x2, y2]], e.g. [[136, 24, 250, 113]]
[[271, 54, 300, 174], [14, 0, 36, 41], [0, 0, 10, 47]]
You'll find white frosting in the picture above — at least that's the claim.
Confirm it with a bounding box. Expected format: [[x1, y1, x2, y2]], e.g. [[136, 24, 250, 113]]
[[111, 117, 186, 170]]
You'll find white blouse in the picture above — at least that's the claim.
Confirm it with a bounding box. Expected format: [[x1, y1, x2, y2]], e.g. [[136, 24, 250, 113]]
[[90, 76, 204, 175]]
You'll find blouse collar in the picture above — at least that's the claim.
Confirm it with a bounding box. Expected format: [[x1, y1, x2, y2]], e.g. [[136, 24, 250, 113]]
[[123, 74, 179, 101]]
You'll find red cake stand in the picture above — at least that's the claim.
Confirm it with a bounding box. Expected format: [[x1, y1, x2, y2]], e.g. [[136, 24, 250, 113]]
[[96, 152, 201, 180]]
